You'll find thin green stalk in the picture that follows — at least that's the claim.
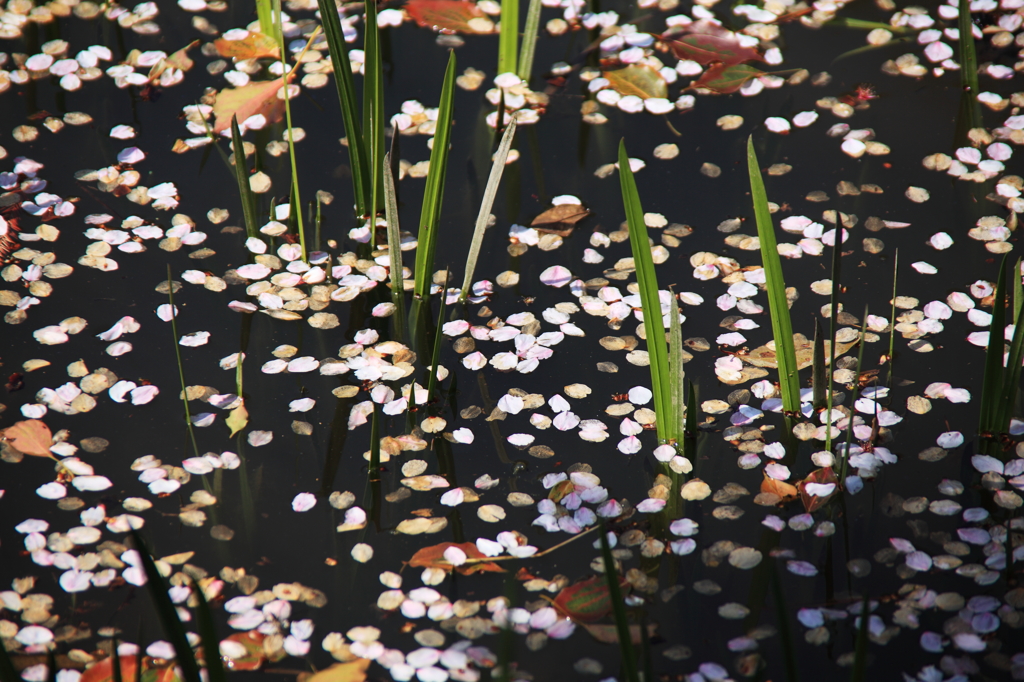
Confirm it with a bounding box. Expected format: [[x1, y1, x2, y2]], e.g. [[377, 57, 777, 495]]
[[668, 287, 685, 451], [619, 140, 672, 446], [230, 115, 260, 239], [316, 0, 370, 216], [427, 275, 449, 407], [957, 0, 979, 96], [167, 266, 200, 459], [598, 527, 639, 682], [315, 195, 322, 252], [980, 255, 1009, 442], [516, 0, 542, 82], [369, 403, 381, 481], [850, 594, 870, 682], [840, 309, 869, 482], [886, 250, 898, 390], [498, 0, 519, 75], [383, 152, 406, 340], [274, 0, 307, 261], [461, 116, 518, 302], [994, 257, 1024, 448], [825, 235, 842, 450], [747, 136, 800, 413], [363, 0, 385, 235], [129, 530, 203, 682], [813, 320, 826, 412], [413, 51, 457, 300], [191, 580, 227, 682]]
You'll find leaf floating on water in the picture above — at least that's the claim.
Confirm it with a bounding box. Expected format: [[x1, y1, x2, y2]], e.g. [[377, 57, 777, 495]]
[[2, 419, 54, 458], [226, 404, 248, 437], [222, 631, 273, 671], [396, 517, 448, 535], [760, 474, 798, 503], [690, 64, 765, 94], [212, 79, 289, 134], [668, 34, 765, 66], [602, 65, 668, 100], [298, 659, 371, 682], [213, 32, 280, 60], [797, 467, 839, 513], [407, 542, 505, 575], [405, 0, 493, 34], [80, 655, 139, 682], [531, 204, 591, 236], [553, 576, 617, 622], [739, 334, 858, 370]]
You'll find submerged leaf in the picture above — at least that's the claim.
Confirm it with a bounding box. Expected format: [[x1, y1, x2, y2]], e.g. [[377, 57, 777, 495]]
[[691, 63, 765, 94], [582, 622, 657, 644], [213, 33, 280, 60], [553, 576, 619, 622], [299, 659, 370, 682], [406, 0, 492, 33], [2, 419, 53, 457], [603, 65, 668, 99], [669, 34, 764, 66], [407, 542, 504, 574]]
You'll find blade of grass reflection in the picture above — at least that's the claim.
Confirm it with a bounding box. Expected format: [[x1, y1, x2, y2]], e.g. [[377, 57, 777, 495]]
[[477, 373, 512, 465], [363, 0, 385, 239], [230, 115, 260, 240], [979, 255, 1008, 450], [368, 403, 381, 482], [497, 572, 516, 682], [383, 152, 406, 341], [128, 530, 203, 682], [598, 527, 639, 682], [850, 594, 870, 682], [166, 266, 200, 459], [192, 579, 227, 682], [274, 0, 309, 260], [426, 274, 449, 408], [772, 569, 800, 682], [994, 257, 1024, 452], [134, 621, 144, 682], [885, 250, 898, 392], [840, 310, 869, 483], [813, 320, 826, 412]]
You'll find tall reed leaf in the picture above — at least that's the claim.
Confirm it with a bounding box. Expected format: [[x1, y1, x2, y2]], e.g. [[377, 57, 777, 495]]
[[957, 0, 979, 97], [981, 256, 1024, 456], [316, 0, 370, 217], [619, 140, 672, 446], [850, 595, 871, 682], [414, 51, 456, 300], [275, 0, 307, 260], [979, 255, 1008, 440], [230, 116, 259, 239], [256, 0, 275, 39], [191, 580, 227, 682], [167, 266, 200, 458], [363, 0, 385, 232], [747, 136, 800, 413], [598, 528, 639, 682], [516, 0, 542, 82], [383, 152, 406, 339], [667, 287, 685, 448], [462, 116, 518, 301], [498, 0, 518, 75], [129, 530, 203, 682]]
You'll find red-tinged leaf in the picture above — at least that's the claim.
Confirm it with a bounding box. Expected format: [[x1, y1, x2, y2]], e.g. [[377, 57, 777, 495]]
[[213, 32, 280, 60], [669, 33, 764, 66], [553, 576, 629, 623], [140, 665, 182, 682], [548, 479, 575, 503], [797, 467, 839, 513], [581, 622, 658, 644], [760, 474, 799, 503], [2, 419, 53, 458], [81, 656, 139, 682], [602, 65, 668, 100], [406, 0, 493, 34], [690, 63, 765, 94], [212, 79, 288, 134], [406, 542, 505, 575], [166, 40, 199, 72], [222, 632, 267, 671]]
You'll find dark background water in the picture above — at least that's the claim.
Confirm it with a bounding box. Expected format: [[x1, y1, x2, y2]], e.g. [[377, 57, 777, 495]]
[[2, 0, 1022, 680]]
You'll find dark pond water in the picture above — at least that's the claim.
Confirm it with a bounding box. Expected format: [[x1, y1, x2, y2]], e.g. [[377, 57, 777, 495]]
[[2, 0, 1024, 681]]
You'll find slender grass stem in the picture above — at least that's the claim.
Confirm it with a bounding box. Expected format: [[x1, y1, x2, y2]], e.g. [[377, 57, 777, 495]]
[[427, 275, 449, 407], [413, 52, 457, 300], [886, 250, 898, 391], [517, 0, 542, 82], [850, 594, 871, 682], [255, 0, 275, 39], [498, 0, 519, 76], [747, 136, 800, 414], [599, 527, 639, 682], [273, 0, 308, 261], [957, 0, 980, 96], [363, 0, 385, 239], [166, 266, 200, 459], [191, 579, 227, 682], [383, 151, 406, 340], [230, 116, 260, 240], [369, 402, 381, 481], [462, 116, 518, 302], [840, 309, 869, 482]]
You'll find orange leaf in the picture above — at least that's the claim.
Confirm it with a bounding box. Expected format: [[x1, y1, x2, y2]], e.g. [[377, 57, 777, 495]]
[[760, 474, 798, 503], [690, 63, 765, 94], [2, 419, 53, 458], [406, 542, 505, 575], [547, 479, 575, 503], [581, 622, 657, 644], [211, 78, 289, 134], [166, 40, 199, 72], [213, 32, 280, 60], [221, 632, 267, 671], [81, 656, 138, 682], [406, 0, 492, 34], [797, 467, 839, 513]]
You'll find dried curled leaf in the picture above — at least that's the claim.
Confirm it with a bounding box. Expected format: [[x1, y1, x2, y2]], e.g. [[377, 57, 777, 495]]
[[797, 467, 839, 513], [760, 474, 798, 503], [212, 78, 290, 134], [531, 204, 591, 236]]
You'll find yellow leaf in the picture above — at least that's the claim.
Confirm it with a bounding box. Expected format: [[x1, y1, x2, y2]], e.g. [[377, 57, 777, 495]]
[[299, 659, 370, 682], [2, 419, 54, 458], [226, 404, 249, 438], [602, 65, 668, 100]]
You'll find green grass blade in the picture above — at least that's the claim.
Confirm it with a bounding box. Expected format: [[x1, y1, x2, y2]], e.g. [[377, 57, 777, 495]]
[[111, 638, 123, 682], [619, 140, 671, 445], [317, 0, 370, 216], [461, 116, 518, 302], [598, 528, 639, 682], [0, 637, 18, 682], [957, 0, 980, 97], [516, 0, 542, 82], [369, 403, 381, 481], [275, 0, 307, 261], [850, 594, 870, 682], [747, 136, 800, 413], [886, 250, 898, 390], [256, 0, 275, 38], [414, 51, 457, 300], [995, 257, 1024, 445], [812, 319, 826, 411], [363, 0, 385, 232], [383, 152, 406, 340], [167, 266, 200, 459], [667, 287, 684, 448], [230, 116, 260, 239], [191, 580, 227, 682], [840, 310, 869, 482], [498, 0, 519, 75], [427, 276, 449, 406], [129, 530, 203, 682], [980, 255, 1009, 438]]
